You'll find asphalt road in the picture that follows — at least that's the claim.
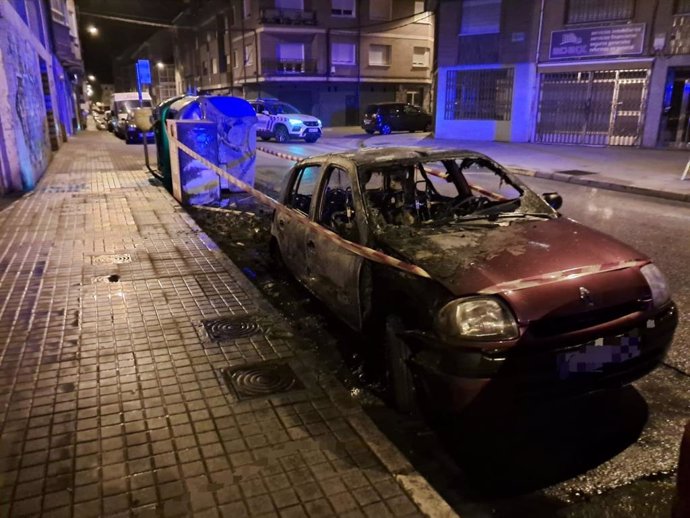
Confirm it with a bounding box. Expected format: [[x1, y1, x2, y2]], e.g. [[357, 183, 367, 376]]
[[253, 133, 690, 517]]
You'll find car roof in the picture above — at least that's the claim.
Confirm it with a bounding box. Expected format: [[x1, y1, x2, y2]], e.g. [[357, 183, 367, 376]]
[[301, 146, 497, 168]]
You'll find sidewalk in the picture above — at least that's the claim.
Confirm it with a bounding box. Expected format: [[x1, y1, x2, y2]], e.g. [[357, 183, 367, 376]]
[[326, 127, 690, 203], [0, 132, 454, 518]]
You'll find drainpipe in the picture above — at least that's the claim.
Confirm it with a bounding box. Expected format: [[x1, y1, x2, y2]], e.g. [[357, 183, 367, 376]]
[[529, 0, 546, 143], [253, 27, 259, 87], [240, 6, 248, 96]]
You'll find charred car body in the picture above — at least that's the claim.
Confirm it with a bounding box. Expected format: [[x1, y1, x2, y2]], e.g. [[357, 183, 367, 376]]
[[270, 147, 677, 412]]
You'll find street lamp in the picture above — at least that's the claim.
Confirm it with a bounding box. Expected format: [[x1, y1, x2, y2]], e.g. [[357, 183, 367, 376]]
[[156, 62, 165, 69], [86, 25, 98, 36], [87, 74, 96, 82]]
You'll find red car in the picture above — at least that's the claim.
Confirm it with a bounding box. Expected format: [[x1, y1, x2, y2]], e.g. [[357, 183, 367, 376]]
[[270, 147, 678, 412]]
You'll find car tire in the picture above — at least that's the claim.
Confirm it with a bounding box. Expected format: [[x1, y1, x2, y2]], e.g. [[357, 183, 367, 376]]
[[125, 135, 133, 144], [274, 125, 289, 143], [380, 124, 392, 135], [260, 136, 271, 141], [384, 314, 417, 413], [365, 129, 375, 135], [304, 135, 319, 143]]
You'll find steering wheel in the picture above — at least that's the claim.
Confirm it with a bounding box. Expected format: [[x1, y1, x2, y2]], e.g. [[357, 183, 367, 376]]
[[442, 195, 490, 216]]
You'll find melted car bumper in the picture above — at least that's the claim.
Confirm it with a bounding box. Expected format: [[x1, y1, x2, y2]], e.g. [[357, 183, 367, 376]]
[[408, 302, 677, 413]]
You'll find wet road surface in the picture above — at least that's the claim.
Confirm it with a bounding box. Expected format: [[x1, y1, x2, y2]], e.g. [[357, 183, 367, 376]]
[[194, 133, 688, 517]]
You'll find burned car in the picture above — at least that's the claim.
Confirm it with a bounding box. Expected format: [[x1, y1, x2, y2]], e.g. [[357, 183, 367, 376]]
[[270, 147, 677, 413]]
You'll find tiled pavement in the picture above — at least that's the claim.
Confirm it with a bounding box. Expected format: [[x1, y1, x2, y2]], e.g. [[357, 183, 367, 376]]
[[0, 133, 455, 517]]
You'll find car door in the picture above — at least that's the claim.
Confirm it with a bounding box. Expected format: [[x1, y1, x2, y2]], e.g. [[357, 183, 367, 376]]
[[274, 162, 322, 283], [402, 105, 422, 130], [303, 161, 365, 330], [253, 102, 270, 134], [388, 104, 404, 131]]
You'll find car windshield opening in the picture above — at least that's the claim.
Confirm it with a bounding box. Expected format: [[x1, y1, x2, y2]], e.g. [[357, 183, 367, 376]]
[[359, 157, 550, 228]]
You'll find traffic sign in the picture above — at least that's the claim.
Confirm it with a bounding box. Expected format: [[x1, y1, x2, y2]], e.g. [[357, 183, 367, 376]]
[[136, 59, 151, 85]]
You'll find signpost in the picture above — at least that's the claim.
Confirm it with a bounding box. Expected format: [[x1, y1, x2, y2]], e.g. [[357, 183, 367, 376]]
[[136, 59, 152, 170]]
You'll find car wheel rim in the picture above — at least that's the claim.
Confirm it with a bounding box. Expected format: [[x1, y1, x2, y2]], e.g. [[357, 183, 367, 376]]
[[276, 128, 288, 143], [381, 125, 391, 135]]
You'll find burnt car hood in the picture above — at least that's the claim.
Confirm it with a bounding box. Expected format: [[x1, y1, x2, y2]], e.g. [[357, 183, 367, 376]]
[[376, 217, 652, 323]]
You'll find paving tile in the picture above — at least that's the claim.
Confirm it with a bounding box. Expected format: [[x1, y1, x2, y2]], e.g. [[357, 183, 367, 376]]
[[0, 133, 439, 518]]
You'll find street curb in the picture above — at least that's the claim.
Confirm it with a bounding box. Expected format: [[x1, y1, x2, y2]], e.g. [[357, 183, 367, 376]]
[[509, 167, 690, 203]]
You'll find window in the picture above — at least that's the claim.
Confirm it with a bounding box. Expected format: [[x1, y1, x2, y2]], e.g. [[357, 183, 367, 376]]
[[332, 0, 355, 17], [406, 90, 420, 105], [369, 44, 391, 66], [444, 68, 514, 120], [277, 0, 304, 8], [370, 0, 391, 20], [50, 0, 66, 23], [212, 58, 218, 74], [678, 0, 690, 13], [319, 167, 358, 241], [460, 0, 501, 35], [244, 44, 254, 65], [412, 47, 430, 67], [232, 49, 239, 68], [566, 0, 634, 24], [332, 42, 356, 64], [278, 43, 304, 62], [287, 165, 320, 215]]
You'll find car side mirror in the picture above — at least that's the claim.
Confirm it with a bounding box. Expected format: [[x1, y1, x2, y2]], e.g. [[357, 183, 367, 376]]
[[542, 192, 563, 210]]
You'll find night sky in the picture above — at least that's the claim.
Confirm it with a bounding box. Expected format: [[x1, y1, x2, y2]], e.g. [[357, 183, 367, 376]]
[[75, 0, 190, 83]]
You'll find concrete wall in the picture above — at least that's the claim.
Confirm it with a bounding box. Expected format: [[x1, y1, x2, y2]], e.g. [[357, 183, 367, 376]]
[[0, 3, 53, 192]]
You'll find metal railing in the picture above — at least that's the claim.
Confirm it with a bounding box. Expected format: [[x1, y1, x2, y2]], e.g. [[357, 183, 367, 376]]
[[259, 8, 316, 25], [262, 59, 318, 75]]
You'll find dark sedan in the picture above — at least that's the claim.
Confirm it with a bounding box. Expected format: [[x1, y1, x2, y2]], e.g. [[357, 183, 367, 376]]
[[362, 102, 432, 135], [270, 147, 677, 413]]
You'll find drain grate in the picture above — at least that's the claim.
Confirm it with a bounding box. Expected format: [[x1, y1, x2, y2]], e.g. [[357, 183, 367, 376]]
[[223, 363, 304, 400], [556, 169, 596, 176], [91, 254, 132, 265], [92, 274, 121, 284], [203, 316, 262, 340]]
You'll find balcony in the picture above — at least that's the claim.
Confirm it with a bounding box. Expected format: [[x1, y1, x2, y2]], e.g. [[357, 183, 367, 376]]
[[259, 8, 316, 25], [51, 21, 82, 70], [262, 59, 319, 75]]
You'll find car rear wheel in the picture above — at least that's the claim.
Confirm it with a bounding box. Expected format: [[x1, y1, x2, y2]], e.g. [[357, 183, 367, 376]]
[[380, 124, 392, 135], [384, 314, 417, 413], [260, 136, 271, 141], [274, 125, 289, 143]]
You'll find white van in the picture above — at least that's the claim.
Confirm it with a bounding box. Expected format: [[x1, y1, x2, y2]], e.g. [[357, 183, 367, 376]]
[[111, 92, 153, 143]]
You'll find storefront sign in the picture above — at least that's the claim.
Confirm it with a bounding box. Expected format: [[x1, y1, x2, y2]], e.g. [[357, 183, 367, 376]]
[[549, 23, 645, 60]]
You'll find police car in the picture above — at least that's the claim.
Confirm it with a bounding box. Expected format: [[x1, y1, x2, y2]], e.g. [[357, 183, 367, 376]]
[[248, 99, 322, 143]]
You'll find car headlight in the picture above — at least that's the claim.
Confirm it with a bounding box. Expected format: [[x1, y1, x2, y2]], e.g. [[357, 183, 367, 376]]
[[640, 263, 670, 307], [289, 119, 302, 126], [128, 123, 137, 129], [317, 119, 322, 127], [436, 297, 519, 341]]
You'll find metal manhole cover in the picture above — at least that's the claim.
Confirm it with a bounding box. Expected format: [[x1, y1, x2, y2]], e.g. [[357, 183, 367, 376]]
[[91, 254, 132, 265], [203, 316, 262, 340], [556, 169, 596, 176], [223, 363, 304, 399]]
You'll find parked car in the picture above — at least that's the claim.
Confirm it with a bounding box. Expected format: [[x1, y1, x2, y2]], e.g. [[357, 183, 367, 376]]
[[111, 91, 154, 143], [270, 147, 677, 413], [362, 102, 432, 135], [248, 98, 322, 143]]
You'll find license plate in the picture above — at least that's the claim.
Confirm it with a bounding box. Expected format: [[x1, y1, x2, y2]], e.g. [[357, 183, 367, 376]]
[[307, 128, 318, 132], [557, 330, 641, 378]]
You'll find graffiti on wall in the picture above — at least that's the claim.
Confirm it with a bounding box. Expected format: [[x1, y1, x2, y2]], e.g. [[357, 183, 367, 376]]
[[5, 30, 50, 190]]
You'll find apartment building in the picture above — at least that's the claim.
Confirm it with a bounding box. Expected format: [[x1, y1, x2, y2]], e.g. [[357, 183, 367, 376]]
[[0, 0, 84, 193], [171, 0, 434, 126], [435, 0, 690, 148]]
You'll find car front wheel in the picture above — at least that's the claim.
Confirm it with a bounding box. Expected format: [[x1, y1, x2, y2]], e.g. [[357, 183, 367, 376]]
[[274, 125, 289, 143], [380, 124, 392, 135], [384, 315, 416, 413]]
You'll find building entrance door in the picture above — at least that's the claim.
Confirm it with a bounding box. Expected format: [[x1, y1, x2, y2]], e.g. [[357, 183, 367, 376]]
[[536, 69, 648, 146], [659, 68, 690, 148]]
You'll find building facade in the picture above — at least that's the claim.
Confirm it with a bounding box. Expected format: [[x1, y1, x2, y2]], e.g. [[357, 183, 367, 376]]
[[0, 0, 83, 194], [435, 0, 690, 148], [171, 0, 434, 126]]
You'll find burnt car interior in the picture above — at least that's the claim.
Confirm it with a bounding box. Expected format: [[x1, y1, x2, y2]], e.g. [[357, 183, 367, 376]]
[[360, 157, 529, 227], [318, 166, 360, 241]]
